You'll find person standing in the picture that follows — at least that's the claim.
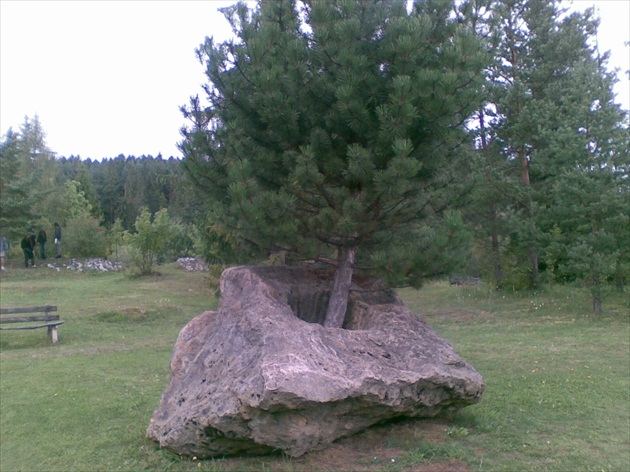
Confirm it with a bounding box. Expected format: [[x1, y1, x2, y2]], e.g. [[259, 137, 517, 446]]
[[0, 227, 9, 271], [28, 228, 37, 267], [21, 231, 35, 268], [54, 222, 62, 258], [37, 227, 48, 260]]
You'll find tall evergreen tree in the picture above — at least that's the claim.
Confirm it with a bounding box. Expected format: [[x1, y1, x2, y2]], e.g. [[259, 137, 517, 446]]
[[181, 0, 487, 327], [544, 165, 629, 314], [456, 0, 512, 287], [0, 116, 57, 238], [468, 0, 629, 291], [0, 129, 37, 238], [537, 46, 629, 312]]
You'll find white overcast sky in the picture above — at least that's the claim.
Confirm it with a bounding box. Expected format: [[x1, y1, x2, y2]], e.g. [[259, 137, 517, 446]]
[[1, 0, 628, 160]]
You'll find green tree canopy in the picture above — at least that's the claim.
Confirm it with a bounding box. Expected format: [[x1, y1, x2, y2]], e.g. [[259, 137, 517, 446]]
[[181, 0, 487, 327], [126, 208, 174, 275], [0, 116, 56, 239], [0, 129, 34, 238], [465, 0, 629, 299]]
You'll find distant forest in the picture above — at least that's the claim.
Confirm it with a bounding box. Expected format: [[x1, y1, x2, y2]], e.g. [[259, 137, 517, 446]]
[[57, 154, 196, 231], [0, 116, 206, 264], [0, 121, 200, 233]]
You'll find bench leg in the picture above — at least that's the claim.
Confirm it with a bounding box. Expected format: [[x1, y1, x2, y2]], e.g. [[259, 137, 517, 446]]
[[48, 325, 59, 343]]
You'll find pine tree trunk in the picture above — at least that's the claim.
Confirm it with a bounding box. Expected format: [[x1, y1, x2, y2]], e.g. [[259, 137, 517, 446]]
[[528, 244, 539, 288], [615, 260, 624, 292], [592, 292, 602, 315], [490, 204, 503, 288], [323, 245, 356, 329], [479, 110, 504, 289], [519, 146, 539, 288], [491, 229, 503, 288], [592, 274, 603, 315], [509, 16, 539, 290]]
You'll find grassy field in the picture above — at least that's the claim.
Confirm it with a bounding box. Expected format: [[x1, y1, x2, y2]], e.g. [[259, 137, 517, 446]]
[[1, 264, 628, 472]]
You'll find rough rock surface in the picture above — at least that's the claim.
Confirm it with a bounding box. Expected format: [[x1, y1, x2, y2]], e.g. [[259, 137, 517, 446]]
[[147, 266, 484, 458]]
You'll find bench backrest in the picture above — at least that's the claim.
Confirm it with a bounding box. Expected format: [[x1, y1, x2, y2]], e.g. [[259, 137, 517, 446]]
[[0, 305, 59, 324]]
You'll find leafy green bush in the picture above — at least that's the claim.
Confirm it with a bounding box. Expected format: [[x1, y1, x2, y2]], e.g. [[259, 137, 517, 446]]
[[125, 208, 174, 275], [63, 215, 107, 258], [106, 218, 126, 260], [163, 221, 197, 261], [43, 179, 107, 258]]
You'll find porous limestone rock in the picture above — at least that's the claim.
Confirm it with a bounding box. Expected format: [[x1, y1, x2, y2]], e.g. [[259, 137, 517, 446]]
[[147, 266, 484, 457]]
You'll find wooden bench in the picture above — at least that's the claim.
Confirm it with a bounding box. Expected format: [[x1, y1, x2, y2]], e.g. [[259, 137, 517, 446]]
[[0, 305, 65, 343]]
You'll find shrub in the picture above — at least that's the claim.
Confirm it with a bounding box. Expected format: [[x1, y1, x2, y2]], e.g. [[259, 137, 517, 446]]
[[163, 221, 197, 261], [63, 215, 107, 258], [106, 218, 126, 260], [125, 208, 174, 275]]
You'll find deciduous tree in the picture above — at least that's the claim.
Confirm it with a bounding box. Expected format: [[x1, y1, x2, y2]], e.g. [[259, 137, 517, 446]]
[[126, 208, 174, 275]]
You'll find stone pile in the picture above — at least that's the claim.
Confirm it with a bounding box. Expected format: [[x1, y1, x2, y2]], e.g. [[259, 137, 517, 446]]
[[47, 258, 125, 272], [449, 276, 484, 286], [176, 257, 208, 272]]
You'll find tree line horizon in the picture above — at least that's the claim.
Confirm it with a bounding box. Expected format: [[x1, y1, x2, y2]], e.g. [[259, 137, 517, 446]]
[[1, 0, 628, 321]]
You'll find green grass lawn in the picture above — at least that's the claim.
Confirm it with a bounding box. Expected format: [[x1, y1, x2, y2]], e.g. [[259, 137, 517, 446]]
[[1, 266, 628, 471]]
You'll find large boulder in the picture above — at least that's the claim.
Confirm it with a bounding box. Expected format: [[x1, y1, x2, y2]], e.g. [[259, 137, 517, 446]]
[[147, 266, 484, 458]]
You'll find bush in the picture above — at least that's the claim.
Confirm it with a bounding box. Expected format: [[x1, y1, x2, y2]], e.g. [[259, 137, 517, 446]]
[[163, 222, 197, 261], [63, 215, 107, 258], [125, 208, 174, 275], [106, 218, 126, 260]]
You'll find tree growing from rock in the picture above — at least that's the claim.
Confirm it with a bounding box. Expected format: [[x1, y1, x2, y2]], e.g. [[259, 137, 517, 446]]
[[181, 0, 487, 327]]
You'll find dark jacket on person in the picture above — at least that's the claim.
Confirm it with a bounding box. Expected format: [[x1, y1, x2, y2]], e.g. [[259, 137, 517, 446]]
[[28, 230, 36, 248], [37, 229, 47, 244], [21, 236, 33, 250]]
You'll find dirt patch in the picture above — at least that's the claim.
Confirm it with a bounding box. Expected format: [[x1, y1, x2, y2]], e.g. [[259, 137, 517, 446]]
[[204, 418, 472, 472], [297, 420, 470, 471], [408, 462, 469, 472], [292, 442, 408, 471]]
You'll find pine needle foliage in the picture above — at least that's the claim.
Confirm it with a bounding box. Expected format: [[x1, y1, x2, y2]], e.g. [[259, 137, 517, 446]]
[[181, 0, 488, 325]]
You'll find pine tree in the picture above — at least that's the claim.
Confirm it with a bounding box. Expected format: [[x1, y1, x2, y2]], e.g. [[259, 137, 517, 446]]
[[538, 49, 629, 312], [181, 0, 487, 327], [469, 0, 629, 291], [0, 116, 56, 238], [544, 166, 629, 314], [0, 129, 37, 238], [453, 0, 506, 287]]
